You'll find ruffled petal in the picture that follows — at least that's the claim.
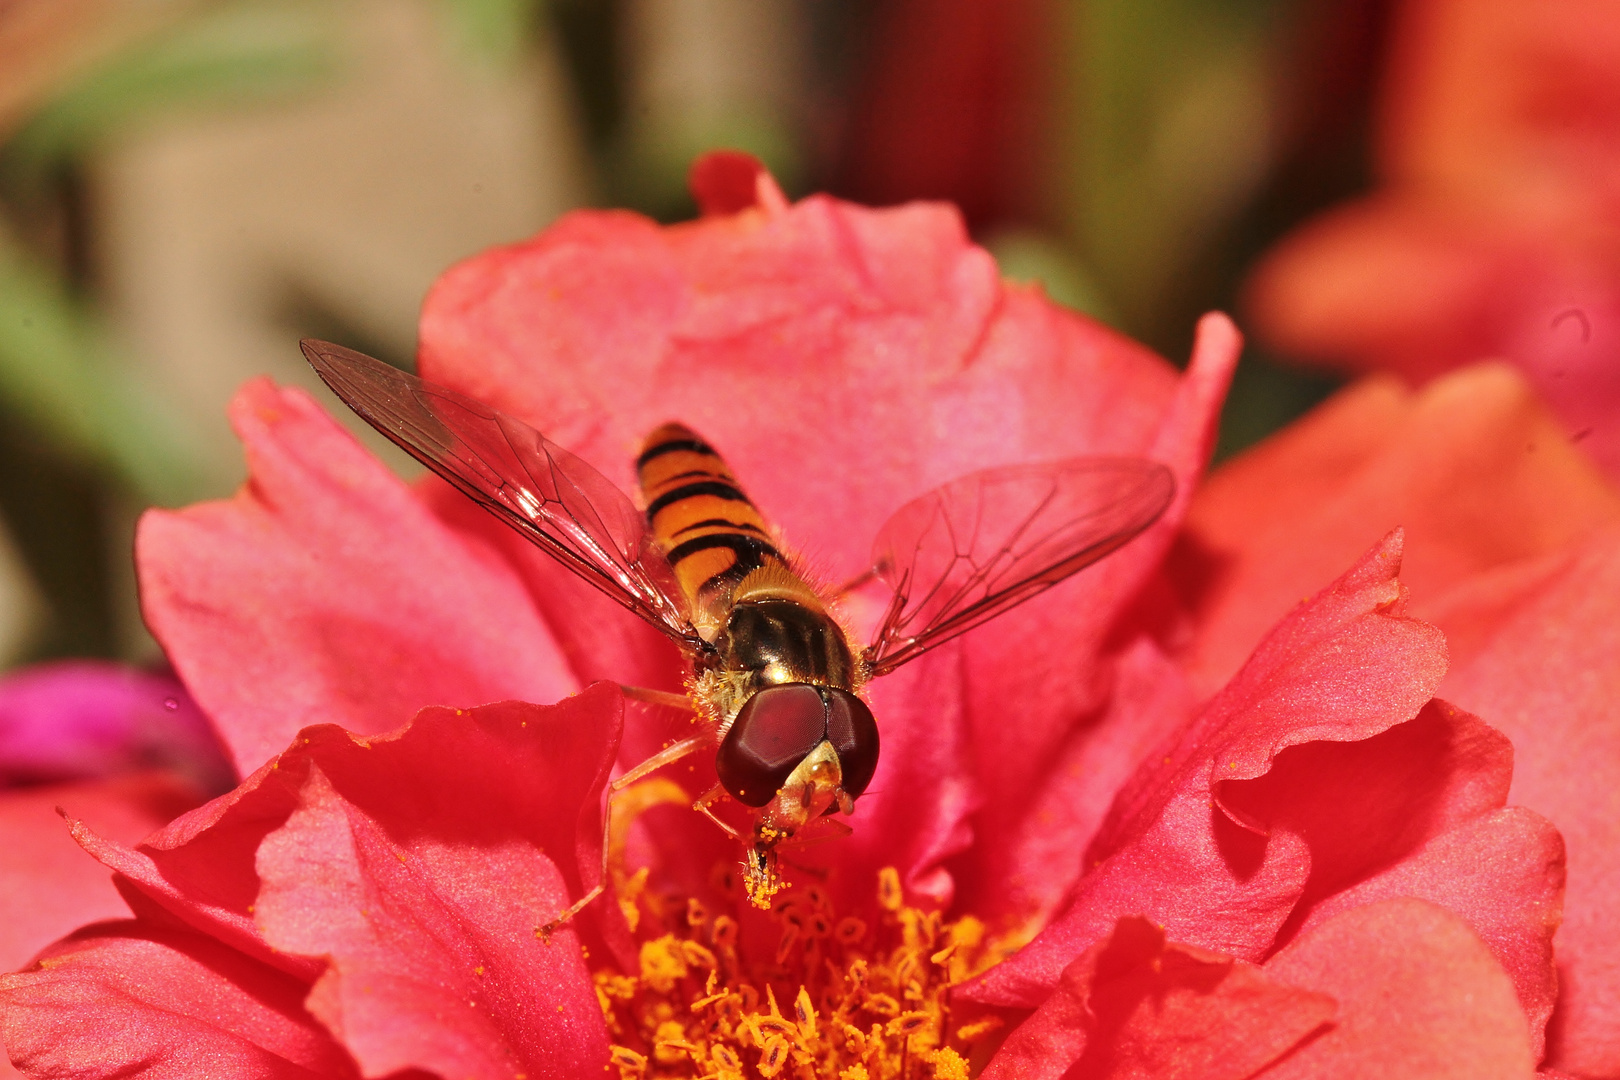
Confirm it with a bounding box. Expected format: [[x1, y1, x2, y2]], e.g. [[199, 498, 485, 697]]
[[137, 378, 578, 774], [981, 917, 1335, 1080], [965, 532, 1449, 1006], [53, 687, 623, 1078], [0, 923, 357, 1079]]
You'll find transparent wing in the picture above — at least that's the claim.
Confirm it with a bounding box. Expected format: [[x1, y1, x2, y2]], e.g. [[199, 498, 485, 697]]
[[301, 339, 703, 650], [865, 457, 1174, 675]]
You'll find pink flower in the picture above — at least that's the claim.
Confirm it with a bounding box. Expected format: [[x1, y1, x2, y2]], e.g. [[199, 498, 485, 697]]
[[1245, 0, 1620, 475], [0, 662, 227, 791], [0, 156, 1574, 1077]]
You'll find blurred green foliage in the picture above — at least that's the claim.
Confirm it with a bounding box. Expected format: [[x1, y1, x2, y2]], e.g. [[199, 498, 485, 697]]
[[5, 1, 335, 184], [0, 236, 208, 504]]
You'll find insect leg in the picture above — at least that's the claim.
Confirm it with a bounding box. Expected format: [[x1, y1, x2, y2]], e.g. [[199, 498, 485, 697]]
[[619, 685, 698, 712], [538, 734, 708, 939], [692, 782, 744, 841]]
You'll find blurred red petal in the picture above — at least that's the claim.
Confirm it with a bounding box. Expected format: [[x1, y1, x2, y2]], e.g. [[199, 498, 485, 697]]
[[138, 378, 578, 775], [1262, 898, 1536, 1079], [1246, 0, 1620, 474], [688, 150, 778, 217], [0, 774, 200, 972], [1174, 363, 1620, 692], [966, 532, 1447, 1006], [1440, 527, 1620, 1075], [981, 917, 1335, 1080], [1244, 195, 1531, 382], [0, 923, 357, 1079]]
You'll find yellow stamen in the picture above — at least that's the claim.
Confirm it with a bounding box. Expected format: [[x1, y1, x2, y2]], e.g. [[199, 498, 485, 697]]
[[591, 866, 1015, 1079]]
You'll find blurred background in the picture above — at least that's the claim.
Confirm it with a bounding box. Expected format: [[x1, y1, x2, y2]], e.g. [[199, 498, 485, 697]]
[[0, 0, 1611, 670]]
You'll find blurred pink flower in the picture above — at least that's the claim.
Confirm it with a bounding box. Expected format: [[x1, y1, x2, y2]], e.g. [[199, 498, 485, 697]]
[[1246, 0, 1620, 476], [0, 156, 1576, 1078], [0, 662, 228, 791]]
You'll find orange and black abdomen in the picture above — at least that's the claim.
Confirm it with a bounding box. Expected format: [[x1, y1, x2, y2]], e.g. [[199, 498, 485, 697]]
[[637, 423, 785, 606]]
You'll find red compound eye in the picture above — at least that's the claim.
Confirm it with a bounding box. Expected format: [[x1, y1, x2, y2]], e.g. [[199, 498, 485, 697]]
[[716, 685, 829, 807], [823, 689, 879, 798]]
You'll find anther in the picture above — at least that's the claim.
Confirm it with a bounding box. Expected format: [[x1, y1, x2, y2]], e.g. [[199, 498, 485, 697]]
[[877, 866, 903, 912]]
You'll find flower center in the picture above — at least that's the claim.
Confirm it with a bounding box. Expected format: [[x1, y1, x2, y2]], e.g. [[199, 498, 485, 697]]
[[593, 866, 1018, 1080]]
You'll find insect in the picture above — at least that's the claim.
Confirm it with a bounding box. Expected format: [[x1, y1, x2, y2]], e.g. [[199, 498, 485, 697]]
[[301, 339, 1174, 926]]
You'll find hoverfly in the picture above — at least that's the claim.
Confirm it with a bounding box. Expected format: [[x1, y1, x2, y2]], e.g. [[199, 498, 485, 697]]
[[301, 339, 1173, 926]]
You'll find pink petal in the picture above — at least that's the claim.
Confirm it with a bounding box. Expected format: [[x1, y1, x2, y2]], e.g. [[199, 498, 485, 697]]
[[965, 636, 1197, 925], [1173, 363, 1620, 694], [66, 686, 623, 1058], [1293, 806, 1564, 1058], [953, 314, 1237, 919], [138, 378, 578, 775], [0, 774, 200, 973], [981, 916, 1335, 1080], [965, 532, 1448, 1006], [1261, 897, 1536, 1079], [1439, 527, 1620, 1075], [417, 177, 1178, 601], [0, 923, 357, 1079], [255, 762, 606, 1079], [1218, 699, 1561, 1056]]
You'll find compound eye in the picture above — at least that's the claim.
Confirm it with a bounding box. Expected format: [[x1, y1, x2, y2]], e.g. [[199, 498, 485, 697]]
[[823, 689, 879, 798], [716, 684, 828, 807]]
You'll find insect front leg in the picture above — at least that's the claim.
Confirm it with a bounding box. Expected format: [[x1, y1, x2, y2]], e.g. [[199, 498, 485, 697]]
[[537, 734, 709, 939], [618, 685, 698, 712]]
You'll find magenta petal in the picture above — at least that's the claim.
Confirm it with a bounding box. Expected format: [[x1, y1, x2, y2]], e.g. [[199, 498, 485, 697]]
[[0, 661, 228, 790], [965, 531, 1448, 1006], [137, 378, 578, 775], [0, 923, 357, 1079], [981, 917, 1335, 1080]]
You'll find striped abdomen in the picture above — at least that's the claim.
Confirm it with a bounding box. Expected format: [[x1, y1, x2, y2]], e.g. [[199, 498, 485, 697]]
[[637, 423, 790, 613]]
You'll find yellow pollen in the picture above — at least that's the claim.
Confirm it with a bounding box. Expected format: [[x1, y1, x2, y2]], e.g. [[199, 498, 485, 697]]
[[595, 865, 1018, 1080]]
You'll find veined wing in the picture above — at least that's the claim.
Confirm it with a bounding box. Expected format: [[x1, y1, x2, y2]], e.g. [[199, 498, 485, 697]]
[[864, 457, 1173, 675], [301, 339, 703, 651]]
